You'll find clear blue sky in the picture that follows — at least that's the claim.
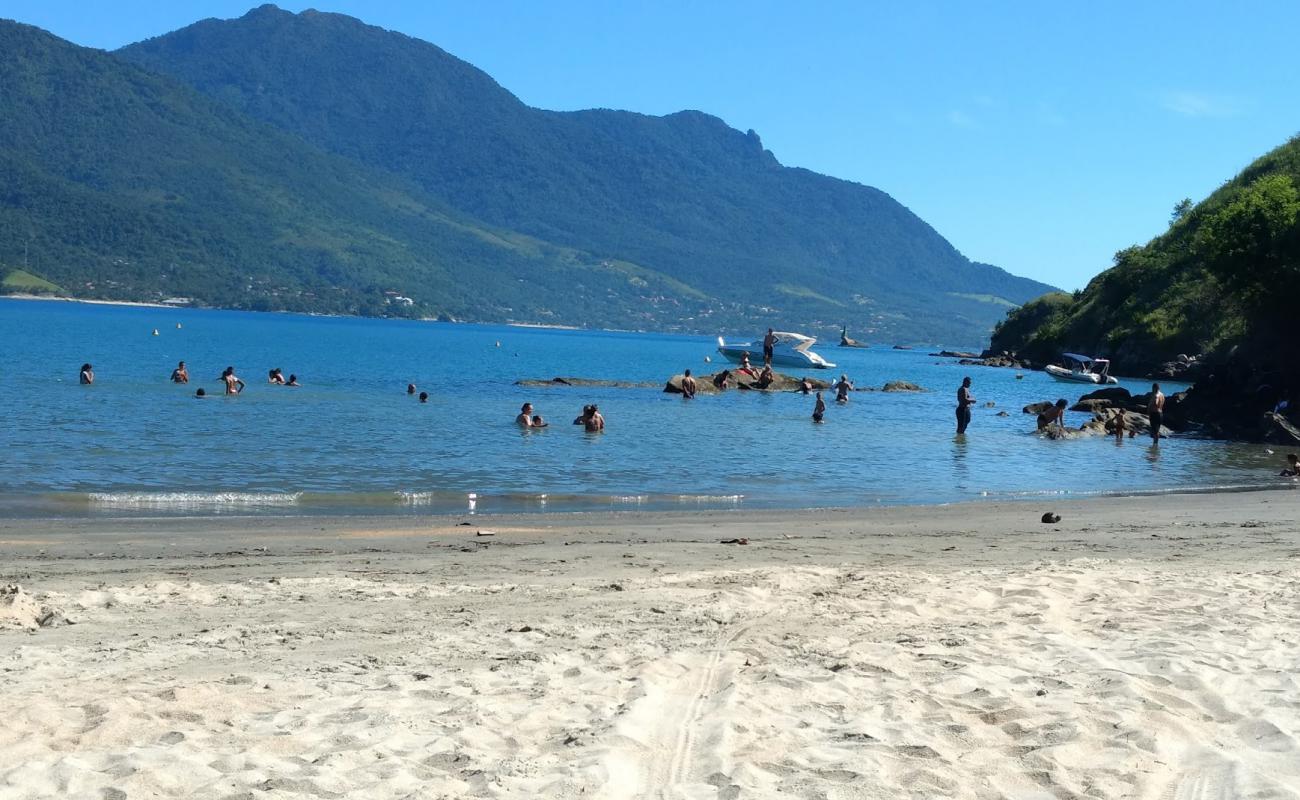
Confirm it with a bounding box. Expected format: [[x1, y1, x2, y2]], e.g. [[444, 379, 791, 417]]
[[7, 1, 1300, 291]]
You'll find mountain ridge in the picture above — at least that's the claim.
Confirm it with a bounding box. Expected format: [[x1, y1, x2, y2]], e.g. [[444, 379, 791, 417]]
[[2, 6, 1055, 343]]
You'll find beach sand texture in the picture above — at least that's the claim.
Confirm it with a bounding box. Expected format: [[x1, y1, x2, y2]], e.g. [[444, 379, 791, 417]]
[[2, 491, 1298, 799]]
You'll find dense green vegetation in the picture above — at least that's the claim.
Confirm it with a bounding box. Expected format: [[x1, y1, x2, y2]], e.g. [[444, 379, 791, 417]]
[[0, 7, 1055, 342], [114, 5, 1054, 342], [0, 19, 738, 328], [991, 136, 1300, 373]]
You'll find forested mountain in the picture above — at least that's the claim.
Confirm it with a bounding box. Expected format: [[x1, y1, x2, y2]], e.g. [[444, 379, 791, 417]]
[[989, 135, 1300, 374], [115, 4, 1053, 341], [0, 20, 740, 324], [1, 6, 1055, 342]]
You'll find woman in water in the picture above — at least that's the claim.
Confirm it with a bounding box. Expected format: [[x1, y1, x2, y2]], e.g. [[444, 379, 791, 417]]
[[79, 363, 94, 385]]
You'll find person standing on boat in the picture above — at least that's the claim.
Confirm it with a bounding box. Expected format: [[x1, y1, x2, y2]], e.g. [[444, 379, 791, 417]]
[[956, 376, 974, 434], [1148, 383, 1166, 443], [763, 329, 776, 367]]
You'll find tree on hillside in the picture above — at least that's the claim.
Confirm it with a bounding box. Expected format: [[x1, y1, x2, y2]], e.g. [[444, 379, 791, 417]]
[[1196, 174, 1299, 323], [1170, 198, 1193, 225]]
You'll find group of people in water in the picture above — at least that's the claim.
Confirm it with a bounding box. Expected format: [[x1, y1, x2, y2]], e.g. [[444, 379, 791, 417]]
[[78, 361, 300, 397], [511, 402, 604, 431], [955, 376, 1171, 445]]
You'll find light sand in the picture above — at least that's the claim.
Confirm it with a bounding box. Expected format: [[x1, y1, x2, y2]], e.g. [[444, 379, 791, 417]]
[[1, 490, 1299, 799]]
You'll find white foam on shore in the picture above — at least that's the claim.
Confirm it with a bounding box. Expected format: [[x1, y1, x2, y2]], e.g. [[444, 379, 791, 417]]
[[85, 492, 302, 509]]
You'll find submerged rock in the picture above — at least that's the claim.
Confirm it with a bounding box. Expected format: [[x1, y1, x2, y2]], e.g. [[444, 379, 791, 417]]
[[881, 381, 925, 392]]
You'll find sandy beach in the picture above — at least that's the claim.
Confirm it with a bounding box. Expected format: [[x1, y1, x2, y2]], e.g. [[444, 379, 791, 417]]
[[2, 489, 1299, 799]]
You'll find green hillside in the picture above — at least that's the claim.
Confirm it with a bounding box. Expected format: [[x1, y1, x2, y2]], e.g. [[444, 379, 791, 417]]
[[990, 136, 1300, 373], [116, 4, 1056, 342], [0, 19, 735, 327]]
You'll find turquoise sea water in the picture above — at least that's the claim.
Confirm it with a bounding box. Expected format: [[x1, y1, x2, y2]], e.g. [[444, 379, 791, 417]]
[[0, 298, 1287, 518]]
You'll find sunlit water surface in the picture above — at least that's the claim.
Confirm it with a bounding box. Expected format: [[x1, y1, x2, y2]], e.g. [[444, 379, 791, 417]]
[[0, 298, 1289, 518]]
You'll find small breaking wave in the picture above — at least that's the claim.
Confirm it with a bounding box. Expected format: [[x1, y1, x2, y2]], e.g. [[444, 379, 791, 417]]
[[85, 491, 303, 509]]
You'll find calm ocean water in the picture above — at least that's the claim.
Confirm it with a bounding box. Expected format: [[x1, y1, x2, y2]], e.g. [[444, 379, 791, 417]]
[[0, 298, 1287, 518]]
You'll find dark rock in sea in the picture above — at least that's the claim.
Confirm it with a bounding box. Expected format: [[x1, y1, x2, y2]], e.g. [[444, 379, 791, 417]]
[[931, 350, 981, 359], [996, 411, 1010, 417], [664, 371, 827, 395], [1023, 401, 1055, 415], [892, 345, 914, 350], [881, 381, 925, 392], [1070, 398, 1119, 414], [1079, 387, 1132, 404], [516, 377, 659, 389], [839, 327, 869, 348]]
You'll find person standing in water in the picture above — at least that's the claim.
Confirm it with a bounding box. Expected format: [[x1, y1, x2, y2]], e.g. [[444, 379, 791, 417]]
[[955, 377, 974, 434], [833, 374, 853, 403], [79, 363, 94, 385], [681, 370, 697, 399], [585, 404, 605, 432], [812, 391, 826, 423], [222, 366, 246, 395], [171, 361, 189, 383], [517, 402, 536, 427], [1148, 383, 1166, 443], [763, 328, 776, 367]]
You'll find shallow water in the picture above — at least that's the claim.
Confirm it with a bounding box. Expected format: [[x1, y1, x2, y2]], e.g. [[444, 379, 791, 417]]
[[0, 298, 1288, 517]]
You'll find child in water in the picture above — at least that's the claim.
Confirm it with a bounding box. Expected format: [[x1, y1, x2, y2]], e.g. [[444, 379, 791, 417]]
[[1282, 454, 1300, 477], [812, 391, 826, 423]]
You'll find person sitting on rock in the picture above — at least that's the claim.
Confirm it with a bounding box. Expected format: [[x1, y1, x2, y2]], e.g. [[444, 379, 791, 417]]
[[737, 352, 758, 378], [712, 370, 732, 391], [798, 377, 814, 395], [757, 365, 775, 389], [1282, 454, 1300, 477], [1038, 399, 1068, 431]]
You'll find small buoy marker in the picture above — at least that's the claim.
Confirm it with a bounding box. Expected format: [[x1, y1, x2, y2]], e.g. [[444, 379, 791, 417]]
[[152, 328, 159, 336]]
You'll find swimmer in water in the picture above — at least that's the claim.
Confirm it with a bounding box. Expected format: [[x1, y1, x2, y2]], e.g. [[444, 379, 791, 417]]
[[407, 383, 417, 395], [268, 368, 285, 385], [171, 361, 189, 383], [79, 363, 94, 385], [813, 391, 826, 423], [1281, 453, 1300, 477], [419, 391, 429, 403], [585, 404, 605, 432], [285, 374, 300, 387], [194, 388, 206, 398], [517, 402, 535, 427], [531, 415, 548, 428]]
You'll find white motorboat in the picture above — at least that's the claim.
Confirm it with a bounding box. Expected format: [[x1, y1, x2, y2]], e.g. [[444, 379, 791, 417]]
[[716, 331, 836, 370], [1045, 353, 1118, 385]]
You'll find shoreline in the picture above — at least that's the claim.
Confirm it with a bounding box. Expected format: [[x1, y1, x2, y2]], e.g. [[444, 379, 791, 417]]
[[3, 479, 1293, 526], [3, 489, 1299, 797]]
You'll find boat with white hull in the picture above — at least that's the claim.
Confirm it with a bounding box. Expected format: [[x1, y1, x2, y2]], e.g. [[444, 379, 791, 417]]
[[716, 332, 836, 370], [1045, 353, 1118, 384]]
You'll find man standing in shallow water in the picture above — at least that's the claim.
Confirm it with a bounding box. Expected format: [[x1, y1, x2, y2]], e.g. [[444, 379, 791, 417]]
[[956, 377, 974, 434], [1148, 383, 1166, 443]]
